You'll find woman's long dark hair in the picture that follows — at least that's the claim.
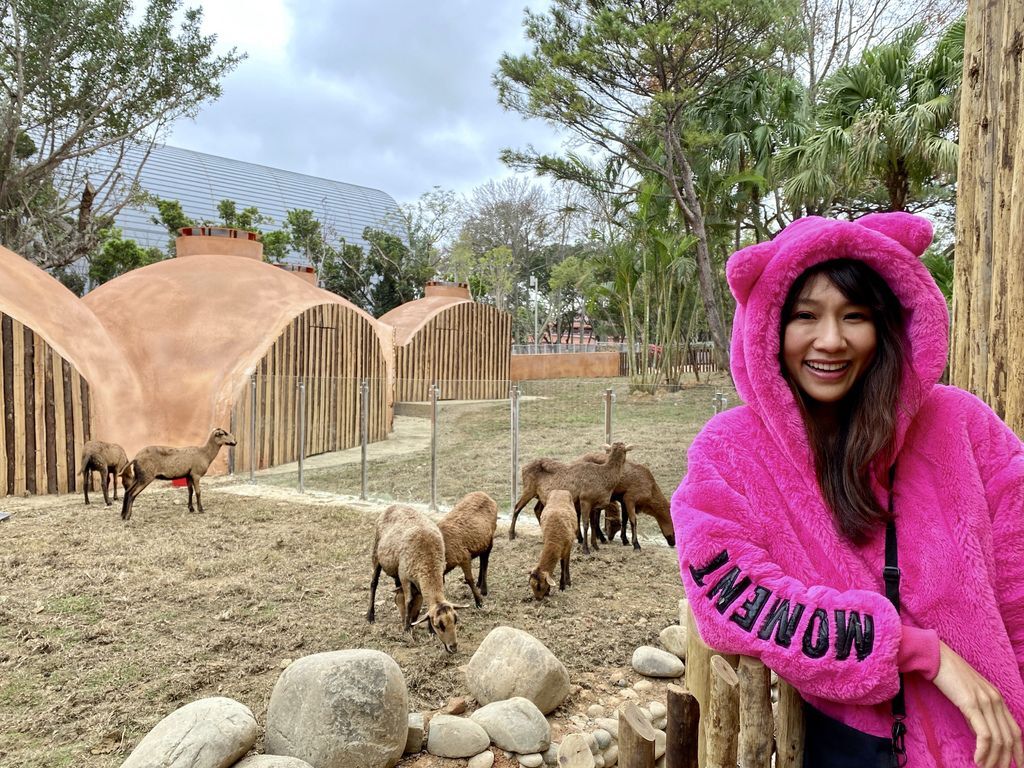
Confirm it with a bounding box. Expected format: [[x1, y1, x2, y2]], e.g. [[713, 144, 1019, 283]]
[[779, 259, 907, 543]]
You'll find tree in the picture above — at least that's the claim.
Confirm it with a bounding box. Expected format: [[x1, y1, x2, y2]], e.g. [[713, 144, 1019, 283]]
[[216, 199, 268, 231], [398, 186, 466, 278], [88, 226, 163, 285], [0, 0, 242, 268], [779, 19, 963, 215], [495, 0, 798, 370]]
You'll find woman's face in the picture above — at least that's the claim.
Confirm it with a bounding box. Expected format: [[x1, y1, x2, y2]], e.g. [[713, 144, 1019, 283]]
[[783, 274, 877, 405]]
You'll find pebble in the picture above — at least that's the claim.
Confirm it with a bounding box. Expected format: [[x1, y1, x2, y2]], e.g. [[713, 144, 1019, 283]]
[[587, 704, 605, 718], [542, 743, 559, 766], [633, 680, 654, 692], [469, 752, 495, 768], [586, 732, 599, 754], [595, 718, 619, 739], [652, 717, 667, 730], [654, 729, 666, 760], [648, 701, 667, 719], [519, 753, 544, 768], [603, 744, 619, 767], [615, 677, 628, 687], [620, 689, 638, 700], [593, 729, 612, 750]]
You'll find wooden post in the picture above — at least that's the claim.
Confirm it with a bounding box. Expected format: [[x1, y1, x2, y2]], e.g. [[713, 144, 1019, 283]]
[[619, 700, 657, 768], [684, 605, 711, 766], [705, 655, 739, 768], [737, 657, 773, 768], [774, 680, 805, 768], [666, 684, 699, 768]]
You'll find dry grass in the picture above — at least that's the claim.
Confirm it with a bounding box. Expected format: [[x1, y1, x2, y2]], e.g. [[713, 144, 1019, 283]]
[[0, 374, 735, 768]]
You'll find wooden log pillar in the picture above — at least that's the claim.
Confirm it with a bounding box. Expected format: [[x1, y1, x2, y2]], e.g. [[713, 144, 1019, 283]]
[[737, 657, 773, 767], [619, 700, 658, 768], [666, 684, 699, 768], [706, 655, 739, 768], [774, 680, 805, 768], [684, 605, 711, 766]]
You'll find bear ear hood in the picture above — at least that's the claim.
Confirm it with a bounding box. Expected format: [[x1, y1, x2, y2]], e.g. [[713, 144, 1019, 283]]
[[727, 212, 948, 471]]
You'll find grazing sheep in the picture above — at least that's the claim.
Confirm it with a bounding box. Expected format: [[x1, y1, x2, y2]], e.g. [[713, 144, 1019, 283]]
[[509, 441, 634, 554], [120, 428, 236, 521], [366, 504, 468, 654], [529, 489, 577, 600], [438, 491, 498, 608], [80, 440, 129, 506], [578, 452, 676, 549]]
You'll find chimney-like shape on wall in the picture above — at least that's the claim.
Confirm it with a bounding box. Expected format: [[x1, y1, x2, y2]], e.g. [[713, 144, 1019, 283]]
[[276, 264, 318, 286], [175, 227, 264, 260], [424, 280, 471, 300]]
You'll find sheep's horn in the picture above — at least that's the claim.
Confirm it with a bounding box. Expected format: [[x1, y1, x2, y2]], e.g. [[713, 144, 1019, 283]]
[[450, 603, 472, 610], [625, 444, 636, 452], [601, 443, 611, 451], [409, 615, 430, 626]]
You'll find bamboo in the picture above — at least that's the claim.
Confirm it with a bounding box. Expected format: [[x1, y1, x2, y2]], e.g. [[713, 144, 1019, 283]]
[[619, 700, 657, 768], [705, 655, 739, 768], [685, 605, 711, 766], [665, 683, 699, 768], [737, 656, 773, 767], [12, 319, 25, 495], [774, 680, 805, 768]]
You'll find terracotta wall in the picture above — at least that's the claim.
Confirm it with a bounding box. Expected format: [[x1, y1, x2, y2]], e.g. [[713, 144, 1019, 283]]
[[510, 352, 620, 381]]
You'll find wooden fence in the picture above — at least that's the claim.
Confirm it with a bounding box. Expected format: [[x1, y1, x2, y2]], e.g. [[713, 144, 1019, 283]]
[[613, 601, 804, 768], [0, 312, 91, 496], [618, 346, 719, 378], [394, 302, 511, 401], [230, 304, 389, 472]]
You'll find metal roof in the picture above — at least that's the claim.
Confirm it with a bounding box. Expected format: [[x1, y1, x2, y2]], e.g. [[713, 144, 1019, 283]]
[[86, 143, 403, 256]]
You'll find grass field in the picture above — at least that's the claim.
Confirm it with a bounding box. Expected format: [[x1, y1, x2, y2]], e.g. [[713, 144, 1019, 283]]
[[0, 373, 736, 768]]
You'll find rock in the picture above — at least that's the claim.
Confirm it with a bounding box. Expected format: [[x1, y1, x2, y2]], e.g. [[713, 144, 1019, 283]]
[[614, 677, 628, 687], [570, 714, 590, 729], [542, 743, 559, 765], [557, 733, 596, 768], [654, 729, 666, 759], [519, 753, 544, 767], [594, 755, 605, 768], [593, 729, 612, 750], [587, 704, 605, 718], [426, 714, 491, 758], [405, 713, 425, 754], [465, 626, 570, 714], [603, 744, 619, 767], [121, 697, 257, 768], [442, 696, 469, 715], [659, 625, 687, 659], [652, 717, 667, 731], [234, 758, 314, 768], [633, 680, 654, 693], [631, 647, 684, 678], [595, 718, 619, 739], [468, 751, 496, 768], [648, 701, 667, 720], [620, 689, 638, 699], [265, 650, 407, 768], [470, 697, 550, 754]]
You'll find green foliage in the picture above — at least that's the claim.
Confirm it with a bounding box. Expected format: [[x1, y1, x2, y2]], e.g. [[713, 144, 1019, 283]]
[[51, 267, 86, 296], [0, 0, 242, 268], [88, 227, 164, 285], [216, 199, 268, 230], [922, 246, 954, 306]]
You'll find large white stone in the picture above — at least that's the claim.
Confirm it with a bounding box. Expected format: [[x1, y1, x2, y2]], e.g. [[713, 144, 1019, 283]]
[[426, 714, 491, 758], [265, 650, 408, 768], [465, 626, 570, 714], [234, 758, 315, 768], [631, 646, 684, 678], [659, 625, 687, 660], [470, 697, 550, 754], [121, 697, 256, 768]]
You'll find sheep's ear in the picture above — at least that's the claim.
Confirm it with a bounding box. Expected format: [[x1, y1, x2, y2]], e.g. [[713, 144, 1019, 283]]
[[601, 443, 611, 451], [545, 574, 557, 587]]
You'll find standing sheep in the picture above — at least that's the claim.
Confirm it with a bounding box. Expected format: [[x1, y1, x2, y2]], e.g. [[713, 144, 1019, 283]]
[[577, 452, 675, 549], [366, 504, 468, 654], [438, 491, 498, 607], [509, 441, 634, 554], [529, 489, 577, 600], [80, 440, 129, 506], [120, 428, 236, 521]]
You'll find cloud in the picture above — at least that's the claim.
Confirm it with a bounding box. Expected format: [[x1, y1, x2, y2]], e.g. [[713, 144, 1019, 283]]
[[168, 0, 561, 205]]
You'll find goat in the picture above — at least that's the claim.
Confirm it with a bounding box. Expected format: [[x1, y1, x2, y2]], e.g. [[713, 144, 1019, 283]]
[[80, 440, 129, 506], [438, 491, 498, 607], [367, 504, 468, 653], [529, 489, 577, 600], [578, 452, 675, 549], [120, 428, 236, 521]]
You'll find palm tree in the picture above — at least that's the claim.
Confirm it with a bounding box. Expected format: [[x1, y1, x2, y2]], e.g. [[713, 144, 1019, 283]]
[[778, 17, 963, 214]]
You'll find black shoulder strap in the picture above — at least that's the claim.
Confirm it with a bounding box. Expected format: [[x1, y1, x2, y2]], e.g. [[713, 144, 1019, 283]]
[[883, 464, 907, 767]]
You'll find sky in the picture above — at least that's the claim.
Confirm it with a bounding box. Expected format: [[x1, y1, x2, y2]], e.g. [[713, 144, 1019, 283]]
[[165, 0, 564, 206]]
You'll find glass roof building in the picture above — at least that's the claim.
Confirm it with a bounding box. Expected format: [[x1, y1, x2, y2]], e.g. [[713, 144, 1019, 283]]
[[93, 143, 403, 257]]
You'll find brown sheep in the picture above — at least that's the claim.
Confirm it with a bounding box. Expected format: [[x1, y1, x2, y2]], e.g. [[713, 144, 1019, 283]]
[[438, 491, 498, 608], [120, 428, 236, 521], [529, 489, 577, 600], [578, 452, 675, 550], [81, 440, 129, 506], [509, 441, 634, 554], [367, 504, 468, 653]]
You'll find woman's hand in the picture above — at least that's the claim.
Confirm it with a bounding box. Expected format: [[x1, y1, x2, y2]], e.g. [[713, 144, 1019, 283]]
[[932, 640, 1023, 768]]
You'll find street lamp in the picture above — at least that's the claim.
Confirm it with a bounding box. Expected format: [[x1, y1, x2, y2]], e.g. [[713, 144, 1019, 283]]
[[529, 274, 540, 354]]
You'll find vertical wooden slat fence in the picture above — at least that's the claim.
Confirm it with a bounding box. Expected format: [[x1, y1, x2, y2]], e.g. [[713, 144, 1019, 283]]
[[230, 303, 389, 472], [0, 311, 92, 497], [394, 303, 512, 401]]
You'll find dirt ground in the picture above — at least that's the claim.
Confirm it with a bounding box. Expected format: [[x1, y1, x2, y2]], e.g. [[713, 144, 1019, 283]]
[[0, 477, 686, 767]]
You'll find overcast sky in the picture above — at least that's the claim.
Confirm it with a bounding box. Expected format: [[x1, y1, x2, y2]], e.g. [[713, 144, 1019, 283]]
[[165, 0, 563, 206]]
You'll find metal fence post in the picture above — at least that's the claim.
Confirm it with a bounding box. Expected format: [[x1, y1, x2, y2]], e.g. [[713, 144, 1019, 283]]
[[430, 382, 440, 512], [249, 372, 257, 483], [713, 390, 728, 415], [604, 387, 615, 444], [297, 377, 306, 493], [360, 378, 369, 500], [510, 382, 520, 516]]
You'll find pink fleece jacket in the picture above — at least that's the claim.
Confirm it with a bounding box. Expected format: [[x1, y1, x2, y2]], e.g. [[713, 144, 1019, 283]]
[[671, 213, 1024, 765]]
